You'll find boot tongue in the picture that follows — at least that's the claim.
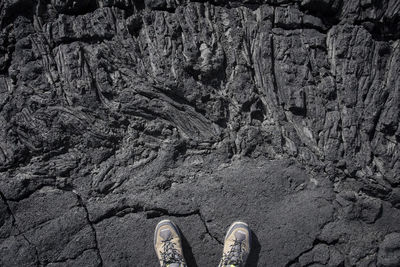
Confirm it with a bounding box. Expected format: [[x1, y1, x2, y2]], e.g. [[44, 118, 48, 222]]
[[227, 244, 240, 263], [228, 243, 241, 264], [226, 231, 246, 264]]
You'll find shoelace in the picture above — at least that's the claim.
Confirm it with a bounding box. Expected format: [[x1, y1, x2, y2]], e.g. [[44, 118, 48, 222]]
[[160, 237, 185, 267], [220, 238, 245, 266]]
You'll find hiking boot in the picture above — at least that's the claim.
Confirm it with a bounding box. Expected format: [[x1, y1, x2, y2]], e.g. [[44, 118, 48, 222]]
[[154, 219, 187, 267], [218, 221, 251, 267]]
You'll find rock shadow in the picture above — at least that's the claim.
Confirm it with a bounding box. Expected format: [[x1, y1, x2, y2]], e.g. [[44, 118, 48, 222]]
[[246, 230, 261, 267], [181, 231, 199, 267]]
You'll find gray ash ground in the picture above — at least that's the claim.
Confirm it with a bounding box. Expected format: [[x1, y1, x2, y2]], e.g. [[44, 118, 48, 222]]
[[0, 0, 400, 266]]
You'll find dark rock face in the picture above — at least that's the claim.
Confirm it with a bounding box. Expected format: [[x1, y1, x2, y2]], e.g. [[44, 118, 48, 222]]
[[0, 0, 399, 266]]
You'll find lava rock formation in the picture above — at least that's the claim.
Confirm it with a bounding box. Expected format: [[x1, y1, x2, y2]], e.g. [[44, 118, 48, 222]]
[[0, 0, 400, 266]]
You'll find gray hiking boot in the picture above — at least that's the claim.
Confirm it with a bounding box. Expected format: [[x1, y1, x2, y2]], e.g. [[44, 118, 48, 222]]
[[218, 221, 251, 267], [154, 219, 187, 267]]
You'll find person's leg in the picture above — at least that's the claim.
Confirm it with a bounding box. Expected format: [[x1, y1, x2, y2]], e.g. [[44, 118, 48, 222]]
[[218, 221, 251, 267], [154, 219, 187, 267]]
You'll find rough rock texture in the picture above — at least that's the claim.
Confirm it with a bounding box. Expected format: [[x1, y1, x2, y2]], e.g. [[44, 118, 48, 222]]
[[0, 0, 400, 266]]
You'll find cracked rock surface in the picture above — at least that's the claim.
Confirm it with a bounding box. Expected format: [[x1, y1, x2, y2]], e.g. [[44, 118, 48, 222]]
[[0, 0, 400, 266]]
